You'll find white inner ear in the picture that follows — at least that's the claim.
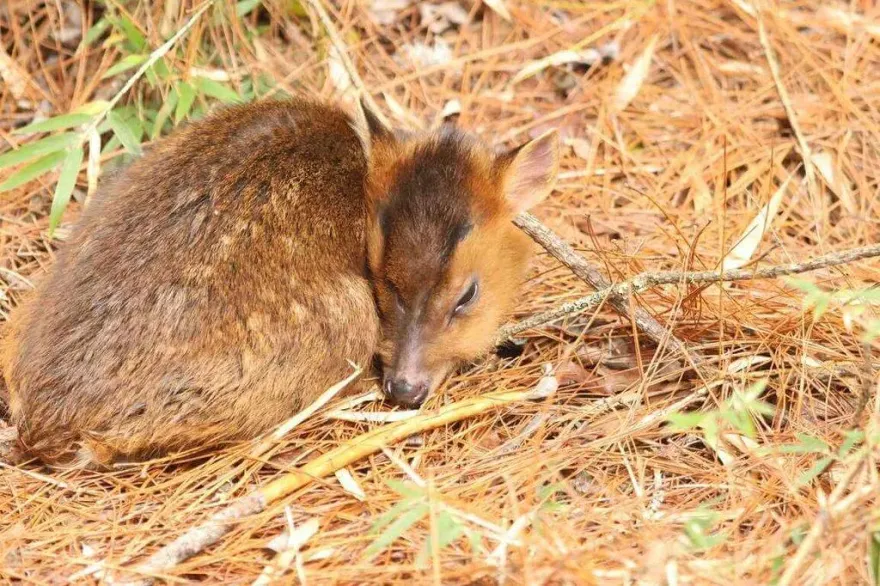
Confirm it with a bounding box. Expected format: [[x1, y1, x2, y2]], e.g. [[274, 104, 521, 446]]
[[350, 99, 373, 161], [505, 130, 559, 213]]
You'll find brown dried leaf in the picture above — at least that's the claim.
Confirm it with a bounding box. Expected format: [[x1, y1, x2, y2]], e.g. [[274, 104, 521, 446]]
[[595, 365, 640, 395], [482, 0, 511, 21], [511, 49, 601, 85], [690, 173, 713, 214], [0, 46, 34, 102], [566, 138, 592, 161], [556, 360, 593, 386], [716, 60, 766, 76], [613, 35, 659, 112], [722, 172, 792, 271], [811, 151, 856, 215]]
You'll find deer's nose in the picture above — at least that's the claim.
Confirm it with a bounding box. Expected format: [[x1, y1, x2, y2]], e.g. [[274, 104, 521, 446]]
[[384, 377, 429, 408]]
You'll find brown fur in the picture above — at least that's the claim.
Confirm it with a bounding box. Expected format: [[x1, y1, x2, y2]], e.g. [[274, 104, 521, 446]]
[[2, 97, 558, 466], [360, 109, 559, 406], [3, 98, 379, 467]]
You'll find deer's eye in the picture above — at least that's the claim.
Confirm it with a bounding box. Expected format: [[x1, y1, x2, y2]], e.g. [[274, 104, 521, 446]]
[[453, 280, 479, 316], [386, 280, 404, 313]]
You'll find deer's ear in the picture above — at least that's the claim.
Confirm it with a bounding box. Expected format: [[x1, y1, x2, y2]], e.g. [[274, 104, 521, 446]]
[[496, 129, 559, 213], [351, 97, 393, 159]]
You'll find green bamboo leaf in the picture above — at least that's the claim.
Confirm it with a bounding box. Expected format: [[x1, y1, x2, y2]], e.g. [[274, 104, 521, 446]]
[[112, 14, 147, 52], [812, 296, 831, 320], [385, 479, 424, 499], [49, 147, 83, 235], [107, 110, 143, 156], [779, 433, 829, 454], [683, 510, 725, 551], [797, 456, 833, 487], [101, 135, 121, 156], [863, 320, 880, 344], [256, 73, 278, 97], [144, 65, 160, 87], [870, 532, 880, 585], [152, 90, 180, 138], [190, 103, 207, 120], [370, 496, 422, 533], [175, 81, 196, 123], [702, 415, 719, 450], [853, 288, 880, 302], [416, 511, 463, 566], [240, 78, 256, 102], [102, 54, 148, 79], [785, 277, 821, 294], [75, 101, 111, 116], [0, 150, 67, 192], [14, 113, 93, 135], [721, 409, 757, 439], [194, 77, 241, 104], [666, 411, 707, 431], [152, 58, 172, 80], [464, 526, 484, 555], [82, 17, 110, 47], [435, 511, 462, 546], [769, 553, 785, 585], [237, 0, 262, 16], [364, 503, 428, 559], [288, 0, 307, 18], [839, 430, 865, 457], [0, 133, 78, 169]]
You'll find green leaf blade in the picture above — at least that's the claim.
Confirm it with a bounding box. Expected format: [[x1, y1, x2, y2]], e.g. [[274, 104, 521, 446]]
[[666, 411, 707, 431], [435, 511, 464, 550], [0, 133, 78, 170], [194, 77, 241, 104], [175, 81, 197, 123], [151, 90, 180, 139], [82, 17, 110, 47], [102, 54, 149, 79], [112, 14, 147, 52], [797, 456, 834, 487], [0, 150, 67, 192], [370, 496, 422, 534], [870, 532, 880, 585], [364, 503, 428, 560], [14, 113, 94, 135], [237, 0, 262, 16], [385, 478, 424, 499], [107, 110, 143, 156], [49, 147, 84, 235]]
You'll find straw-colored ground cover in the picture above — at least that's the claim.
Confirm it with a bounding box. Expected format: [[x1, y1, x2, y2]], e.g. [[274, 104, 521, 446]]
[[1, 0, 879, 584]]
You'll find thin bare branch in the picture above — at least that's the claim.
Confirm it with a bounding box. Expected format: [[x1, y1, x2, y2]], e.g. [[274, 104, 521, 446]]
[[498, 242, 880, 343], [513, 212, 703, 369]]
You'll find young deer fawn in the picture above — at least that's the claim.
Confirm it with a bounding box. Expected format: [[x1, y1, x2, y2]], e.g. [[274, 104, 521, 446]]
[[2, 97, 558, 467]]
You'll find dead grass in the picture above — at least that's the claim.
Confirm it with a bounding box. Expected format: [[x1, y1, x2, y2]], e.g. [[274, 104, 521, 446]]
[[2, 0, 880, 584]]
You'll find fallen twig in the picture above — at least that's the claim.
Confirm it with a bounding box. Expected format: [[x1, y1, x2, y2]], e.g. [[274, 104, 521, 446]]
[[498, 242, 880, 343], [326, 409, 420, 423], [117, 379, 558, 584], [248, 365, 362, 459], [513, 212, 703, 369]]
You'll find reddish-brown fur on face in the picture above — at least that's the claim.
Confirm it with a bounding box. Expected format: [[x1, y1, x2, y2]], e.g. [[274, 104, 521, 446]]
[[358, 107, 559, 407]]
